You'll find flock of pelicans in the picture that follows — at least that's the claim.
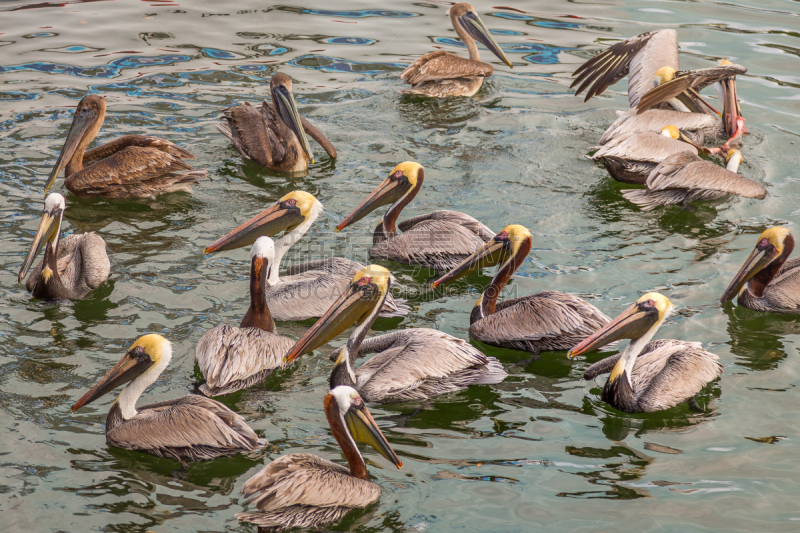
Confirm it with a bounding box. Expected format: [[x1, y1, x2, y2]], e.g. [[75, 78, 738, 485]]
[[14, 4, 800, 532]]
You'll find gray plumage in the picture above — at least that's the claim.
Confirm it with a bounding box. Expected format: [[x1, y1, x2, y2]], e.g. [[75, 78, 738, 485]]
[[401, 51, 493, 97], [195, 324, 295, 396], [105, 396, 266, 462], [371, 210, 494, 272], [622, 151, 766, 211], [470, 291, 611, 354], [587, 340, 722, 413], [25, 232, 110, 300], [738, 257, 800, 313], [237, 453, 380, 532], [268, 257, 409, 321], [599, 108, 718, 145], [591, 130, 698, 184], [637, 63, 747, 113], [345, 329, 507, 402], [572, 29, 679, 108]]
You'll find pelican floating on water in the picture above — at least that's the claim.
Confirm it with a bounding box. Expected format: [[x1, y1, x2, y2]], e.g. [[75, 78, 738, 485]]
[[195, 237, 295, 396], [204, 190, 408, 321], [400, 2, 512, 97], [336, 162, 494, 272], [568, 293, 723, 413], [622, 149, 766, 211], [285, 265, 506, 402], [571, 30, 745, 148], [217, 73, 337, 172], [18, 193, 109, 300], [432, 225, 611, 354], [720, 227, 800, 313], [591, 125, 698, 184], [72, 334, 266, 463], [237, 385, 402, 531], [45, 94, 206, 199]]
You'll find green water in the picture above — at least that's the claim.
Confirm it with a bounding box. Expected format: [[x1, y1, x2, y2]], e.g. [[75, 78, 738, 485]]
[[1, 0, 799, 531]]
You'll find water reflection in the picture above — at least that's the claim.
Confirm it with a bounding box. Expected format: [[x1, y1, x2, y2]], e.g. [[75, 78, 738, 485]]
[[723, 305, 796, 370], [560, 442, 652, 499]]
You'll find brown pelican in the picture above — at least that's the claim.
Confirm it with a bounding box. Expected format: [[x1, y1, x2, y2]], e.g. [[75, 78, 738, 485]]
[[571, 29, 744, 147], [285, 265, 506, 402], [591, 125, 698, 184], [204, 190, 408, 321], [17, 193, 110, 300], [568, 293, 723, 413], [622, 149, 766, 211], [44, 94, 206, 199], [195, 237, 295, 396], [400, 2, 513, 97], [432, 225, 611, 354], [720, 227, 800, 313], [217, 73, 337, 172], [237, 385, 402, 531], [72, 334, 266, 463], [335, 162, 494, 272]]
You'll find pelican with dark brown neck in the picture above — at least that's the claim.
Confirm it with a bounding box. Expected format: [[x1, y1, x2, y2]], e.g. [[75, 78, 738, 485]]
[[194, 237, 295, 396], [44, 94, 206, 199], [432, 224, 611, 354], [720, 227, 800, 313], [236, 385, 402, 532], [336, 162, 495, 272]]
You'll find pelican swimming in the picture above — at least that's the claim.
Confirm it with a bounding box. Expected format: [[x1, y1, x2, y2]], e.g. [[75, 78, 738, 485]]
[[622, 149, 766, 211], [285, 265, 506, 402], [72, 334, 266, 463], [568, 293, 723, 413], [336, 162, 494, 272], [237, 385, 402, 531], [432, 225, 611, 354], [217, 73, 337, 172], [720, 227, 800, 313], [204, 190, 408, 321], [195, 238, 295, 396], [400, 2, 513, 97], [591, 125, 698, 184], [17, 193, 110, 300], [44, 94, 206, 199], [571, 30, 744, 148]]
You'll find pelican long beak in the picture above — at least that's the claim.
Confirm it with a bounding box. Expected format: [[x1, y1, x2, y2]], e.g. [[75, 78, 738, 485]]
[[204, 202, 305, 254], [567, 303, 656, 358], [718, 76, 742, 140], [284, 282, 379, 363], [71, 350, 153, 410], [45, 108, 99, 193], [432, 238, 508, 288], [336, 176, 407, 232], [460, 12, 513, 68], [273, 83, 314, 163], [18, 207, 61, 283], [345, 402, 403, 468], [719, 247, 775, 303]]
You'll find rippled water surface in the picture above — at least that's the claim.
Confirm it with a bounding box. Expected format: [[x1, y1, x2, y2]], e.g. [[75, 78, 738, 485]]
[[2, 0, 800, 531]]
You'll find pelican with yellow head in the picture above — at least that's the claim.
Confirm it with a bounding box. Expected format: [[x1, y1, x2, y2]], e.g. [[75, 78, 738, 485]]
[[336, 162, 494, 273], [720, 227, 800, 313], [432, 224, 610, 354], [204, 190, 408, 321], [285, 265, 506, 402], [71, 334, 266, 463], [568, 293, 722, 413]]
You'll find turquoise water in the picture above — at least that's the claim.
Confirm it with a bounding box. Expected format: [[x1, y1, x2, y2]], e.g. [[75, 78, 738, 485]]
[[1, 0, 799, 531]]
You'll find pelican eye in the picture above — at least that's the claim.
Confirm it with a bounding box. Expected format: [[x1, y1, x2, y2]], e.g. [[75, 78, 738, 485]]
[[495, 230, 510, 242], [352, 396, 362, 406], [756, 238, 770, 251], [358, 276, 371, 286], [283, 199, 297, 207], [131, 346, 147, 358], [393, 170, 404, 180], [640, 299, 656, 310]]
